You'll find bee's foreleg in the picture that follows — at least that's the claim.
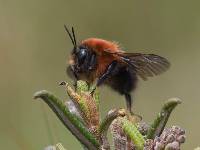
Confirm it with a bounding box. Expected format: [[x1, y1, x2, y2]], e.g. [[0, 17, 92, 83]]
[[66, 65, 78, 88]]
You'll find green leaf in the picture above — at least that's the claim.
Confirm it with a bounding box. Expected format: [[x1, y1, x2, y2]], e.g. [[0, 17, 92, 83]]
[[122, 118, 145, 150]]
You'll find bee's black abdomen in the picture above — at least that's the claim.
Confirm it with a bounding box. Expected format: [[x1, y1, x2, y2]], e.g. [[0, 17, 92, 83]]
[[107, 66, 138, 95]]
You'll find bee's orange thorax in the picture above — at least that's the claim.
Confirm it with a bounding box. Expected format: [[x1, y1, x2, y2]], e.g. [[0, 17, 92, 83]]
[[81, 38, 123, 80], [81, 38, 120, 53]]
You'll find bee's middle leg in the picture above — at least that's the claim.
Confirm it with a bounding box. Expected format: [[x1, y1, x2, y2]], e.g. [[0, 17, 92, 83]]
[[90, 61, 118, 94]]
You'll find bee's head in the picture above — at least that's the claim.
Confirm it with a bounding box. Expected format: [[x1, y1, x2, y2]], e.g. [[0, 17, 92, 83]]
[[64, 25, 88, 64], [64, 25, 91, 74]]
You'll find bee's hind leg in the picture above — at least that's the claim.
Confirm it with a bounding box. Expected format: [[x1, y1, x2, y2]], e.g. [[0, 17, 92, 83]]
[[125, 93, 133, 113], [125, 93, 142, 120]]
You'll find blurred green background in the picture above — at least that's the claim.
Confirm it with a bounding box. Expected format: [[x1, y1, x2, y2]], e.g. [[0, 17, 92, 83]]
[[0, 0, 200, 149]]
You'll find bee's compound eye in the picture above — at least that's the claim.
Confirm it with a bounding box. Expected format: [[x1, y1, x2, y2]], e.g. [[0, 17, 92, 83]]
[[77, 48, 87, 64], [80, 49, 87, 56]]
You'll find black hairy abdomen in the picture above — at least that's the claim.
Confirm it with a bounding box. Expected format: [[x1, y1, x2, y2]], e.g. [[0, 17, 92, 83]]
[[106, 66, 138, 95]]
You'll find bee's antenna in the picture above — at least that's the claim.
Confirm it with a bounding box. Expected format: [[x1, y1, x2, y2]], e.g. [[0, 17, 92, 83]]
[[71, 27, 77, 47], [64, 25, 75, 47]]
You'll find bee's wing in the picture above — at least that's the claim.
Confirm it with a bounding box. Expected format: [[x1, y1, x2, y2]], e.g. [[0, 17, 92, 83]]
[[104, 50, 170, 80]]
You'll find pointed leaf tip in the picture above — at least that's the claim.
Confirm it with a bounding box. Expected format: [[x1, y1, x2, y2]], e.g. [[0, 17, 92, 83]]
[[33, 90, 49, 99], [167, 97, 182, 104]]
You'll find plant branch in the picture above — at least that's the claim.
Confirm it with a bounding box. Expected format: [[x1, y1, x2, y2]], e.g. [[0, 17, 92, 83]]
[[34, 90, 100, 150], [146, 98, 182, 139]]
